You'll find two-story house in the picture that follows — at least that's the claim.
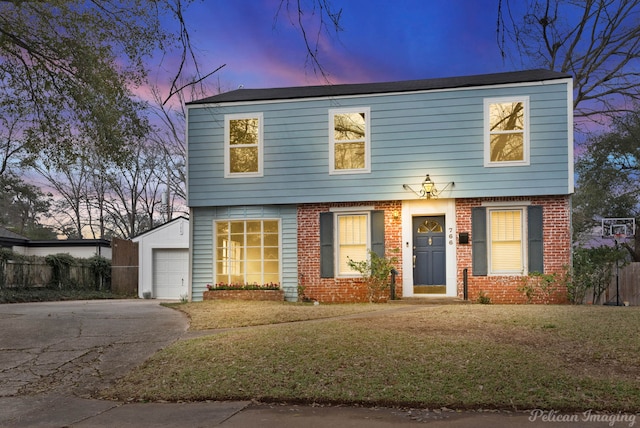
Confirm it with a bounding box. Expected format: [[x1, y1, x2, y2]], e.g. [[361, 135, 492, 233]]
[[186, 69, 573, 304]]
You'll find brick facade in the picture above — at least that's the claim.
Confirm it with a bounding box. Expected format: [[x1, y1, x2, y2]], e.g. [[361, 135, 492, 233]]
[[455, 195, 571, 304], [298, 201, 403, 303], [202, 290, 285, 301], [298, 196, 571, 304]]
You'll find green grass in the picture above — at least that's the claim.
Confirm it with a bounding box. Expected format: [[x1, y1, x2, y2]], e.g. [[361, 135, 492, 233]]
[[102, 302, 640, 411]]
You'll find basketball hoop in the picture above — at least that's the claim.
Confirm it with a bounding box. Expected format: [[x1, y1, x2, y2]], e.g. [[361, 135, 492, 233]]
[[601, 217, 634, 307], [601, 217, 635, 240]]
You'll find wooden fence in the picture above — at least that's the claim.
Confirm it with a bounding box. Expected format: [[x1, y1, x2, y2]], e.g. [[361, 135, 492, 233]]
[[603, 262, 640, 306], [111, 238, 138, 296], [1, 260, 103, 289], [1, 260, 51, 288]]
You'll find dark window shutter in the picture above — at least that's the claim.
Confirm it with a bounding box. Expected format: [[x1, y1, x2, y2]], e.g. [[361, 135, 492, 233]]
[[370, 210, 385, 258], [472, 207, 487, 276], [528, 205, 544, 273], [319, 212, 334, 278]]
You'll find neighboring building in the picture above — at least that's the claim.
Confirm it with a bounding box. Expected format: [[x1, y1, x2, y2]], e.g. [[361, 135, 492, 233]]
[[132, 217, 190, 300], [186, 69, 573, 304], [0, 226, 111, 259]]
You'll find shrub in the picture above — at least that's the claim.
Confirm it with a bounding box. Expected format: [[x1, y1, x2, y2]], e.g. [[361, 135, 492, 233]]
[[517, 268, 571, 304], [476, 290, 491, 304], [45, 253, 77, 288], [347, 250, 398, 303], [572, 246, 627, 304]]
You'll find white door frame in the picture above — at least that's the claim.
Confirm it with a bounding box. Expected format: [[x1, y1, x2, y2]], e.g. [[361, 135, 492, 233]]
[[401, 199, 457, 297]]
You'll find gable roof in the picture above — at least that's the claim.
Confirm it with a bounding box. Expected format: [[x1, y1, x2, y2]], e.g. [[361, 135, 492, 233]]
[[188, 69, 571, 105], [131, 216, 189, 240]]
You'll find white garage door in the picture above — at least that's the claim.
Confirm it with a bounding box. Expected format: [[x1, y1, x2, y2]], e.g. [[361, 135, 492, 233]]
[[152, 249, 188, 299]]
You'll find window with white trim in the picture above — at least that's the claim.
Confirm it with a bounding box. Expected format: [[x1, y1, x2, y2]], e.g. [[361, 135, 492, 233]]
[[489, 208, 525, 274], [336, 213, 369, 276], [329, 107, 370, 174], [484, 97, 529, 166], [214, 219, 280, 286], [224, 113, 263, 177]]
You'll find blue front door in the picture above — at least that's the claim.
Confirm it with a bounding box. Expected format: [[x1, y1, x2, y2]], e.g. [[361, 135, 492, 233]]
[[412, 216, 446, 289]]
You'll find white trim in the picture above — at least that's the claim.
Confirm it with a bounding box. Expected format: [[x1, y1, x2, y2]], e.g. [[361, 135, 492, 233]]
[[223, 112, 264, 178], [186, 78, 574, 109], [212, 218, 282, 286], [484, 96, 530, 167], [567, 78, 575, 194], [334, 211, 371, 278], [486, 206, 528, 276], [401, 199, 457, 297], [328, 107, 371, 175]]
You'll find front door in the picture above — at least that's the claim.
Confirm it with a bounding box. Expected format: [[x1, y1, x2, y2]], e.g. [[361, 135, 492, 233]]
[[412, 216, 446, 293]]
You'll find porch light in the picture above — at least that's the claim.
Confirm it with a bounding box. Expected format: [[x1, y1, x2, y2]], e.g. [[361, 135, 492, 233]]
[[422, 174, 435, 198], [403, 174, 454, 199]]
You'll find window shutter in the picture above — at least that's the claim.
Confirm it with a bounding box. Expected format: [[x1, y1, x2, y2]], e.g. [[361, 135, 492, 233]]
[[472, 207, 487, 276], [528, 205, 544, 273], [319, 212, 334, 278], [370, 210, 385, 258]]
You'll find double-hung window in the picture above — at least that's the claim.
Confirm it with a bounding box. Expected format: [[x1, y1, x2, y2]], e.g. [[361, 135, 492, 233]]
[[336, 213, 369, 276], [224, 113, 263, 177], [329, 107, 370, 174], [484, 97, 529, 166], [489, 209, 524, 274], [215, 220, 280, 286], [320, 209, 385, 278], [471, 205, 543, 276]]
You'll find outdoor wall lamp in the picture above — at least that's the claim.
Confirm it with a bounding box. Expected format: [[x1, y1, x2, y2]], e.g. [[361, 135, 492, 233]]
[[403, 174, 454, 199]]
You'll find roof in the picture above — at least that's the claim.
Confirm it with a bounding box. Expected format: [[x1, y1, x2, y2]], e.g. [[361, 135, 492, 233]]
[[187, 69, 571, 105], [26, 239, 110, 248], [0, 226, 110, 248], [131, 216, 189, 240], [0, 226, 29, 241]]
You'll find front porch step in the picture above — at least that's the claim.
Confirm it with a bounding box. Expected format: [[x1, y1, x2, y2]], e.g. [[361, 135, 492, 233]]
[[389, 297, 471, 305]]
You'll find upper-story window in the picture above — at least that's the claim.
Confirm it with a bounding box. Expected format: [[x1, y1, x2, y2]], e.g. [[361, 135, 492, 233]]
[[329, 107, 371, 174], [225, 113, 263, 177], [484, 97, 529, 167]]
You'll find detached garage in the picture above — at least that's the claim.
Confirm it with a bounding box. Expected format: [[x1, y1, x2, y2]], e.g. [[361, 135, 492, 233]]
[[133, 217, 189, 300]]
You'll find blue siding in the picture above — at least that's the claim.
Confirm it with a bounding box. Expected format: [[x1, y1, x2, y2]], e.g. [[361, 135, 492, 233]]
[[190, 205, 298, 302], [187, 81, 571, 207]]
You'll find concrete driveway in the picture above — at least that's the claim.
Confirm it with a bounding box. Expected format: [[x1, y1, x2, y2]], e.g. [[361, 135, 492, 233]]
[[0, 299, 189, 426]]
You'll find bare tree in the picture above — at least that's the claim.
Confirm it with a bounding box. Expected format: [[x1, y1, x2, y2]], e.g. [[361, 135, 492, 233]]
[[33, 152, 92, 239], [0, 95, 31, 176], [275, 0, 344, 81], [102, 140, 165, 238], [498, 0, 640, 122]]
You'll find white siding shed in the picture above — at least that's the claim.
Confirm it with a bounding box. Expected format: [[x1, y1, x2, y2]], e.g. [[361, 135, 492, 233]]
[[132, 217, 189, 300]]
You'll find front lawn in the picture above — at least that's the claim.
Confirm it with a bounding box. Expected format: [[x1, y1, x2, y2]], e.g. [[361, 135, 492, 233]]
[[102, 302, 640, 411]]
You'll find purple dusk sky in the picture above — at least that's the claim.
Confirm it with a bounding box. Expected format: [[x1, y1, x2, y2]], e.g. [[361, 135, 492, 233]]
[[155, 0, 533, 94]]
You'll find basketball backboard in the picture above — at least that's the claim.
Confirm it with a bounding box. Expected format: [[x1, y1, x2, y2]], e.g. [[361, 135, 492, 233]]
[[601, 218, 636, 239]]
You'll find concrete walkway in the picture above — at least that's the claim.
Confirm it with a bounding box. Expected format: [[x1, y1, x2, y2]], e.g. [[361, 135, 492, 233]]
[[0, 300, 633, 427]]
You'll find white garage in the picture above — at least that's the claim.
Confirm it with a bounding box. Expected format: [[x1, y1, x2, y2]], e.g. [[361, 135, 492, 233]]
[[132, 217, 190, 300], [152, 248, 189, 299]]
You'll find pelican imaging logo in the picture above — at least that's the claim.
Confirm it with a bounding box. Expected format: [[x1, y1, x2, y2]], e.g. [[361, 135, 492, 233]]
[[529, 409, 636, 426]]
